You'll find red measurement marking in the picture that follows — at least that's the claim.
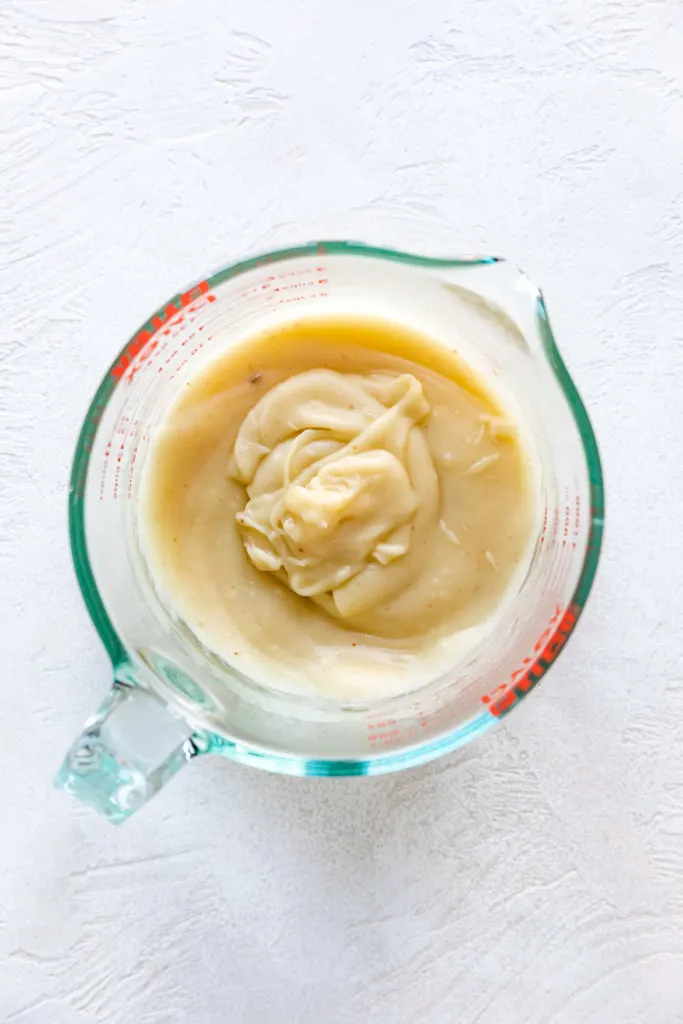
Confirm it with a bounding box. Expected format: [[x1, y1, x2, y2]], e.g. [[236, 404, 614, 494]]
[[127, 443, 139, 499], [112, 282, 215, 380], [551, 505, 560, 541], [540, 503, 548, 546], [273, 280, 320, 292], [366, 703, 458, 747], [368, 729, 400, 742], [240, 281, 273, 299], [99, 440, 111, 500], [112, 457, 122, 499], [481, 602, 580, 718]]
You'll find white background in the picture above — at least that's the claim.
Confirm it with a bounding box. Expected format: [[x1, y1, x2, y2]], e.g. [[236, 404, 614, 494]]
[[2, 2, 683, 1022]]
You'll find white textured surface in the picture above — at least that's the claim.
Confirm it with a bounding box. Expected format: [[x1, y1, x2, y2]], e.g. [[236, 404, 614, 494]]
[[2, 2, 683, 1021]]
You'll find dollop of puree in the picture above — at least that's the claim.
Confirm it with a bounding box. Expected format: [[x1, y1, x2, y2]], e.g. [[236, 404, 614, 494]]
[[231, 370, 438, 629]]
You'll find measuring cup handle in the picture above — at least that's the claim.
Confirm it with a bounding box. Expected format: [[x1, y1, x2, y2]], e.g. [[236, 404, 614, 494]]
[[55, 681, 196, 824]]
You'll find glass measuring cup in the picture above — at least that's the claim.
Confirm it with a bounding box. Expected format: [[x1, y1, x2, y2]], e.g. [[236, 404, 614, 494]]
[[56, 242, 604, 822]]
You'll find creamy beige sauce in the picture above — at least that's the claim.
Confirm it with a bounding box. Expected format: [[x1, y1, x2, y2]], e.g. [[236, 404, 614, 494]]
[[139, 315, 538, 700]]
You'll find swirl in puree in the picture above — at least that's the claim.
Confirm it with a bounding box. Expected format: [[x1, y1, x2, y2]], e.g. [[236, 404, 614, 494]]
[[140, 316, 537, 699], [231, 370, 438, 627]]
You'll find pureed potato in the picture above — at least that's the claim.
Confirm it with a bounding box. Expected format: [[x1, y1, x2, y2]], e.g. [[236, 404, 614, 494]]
[[140, 315, 538, 700]]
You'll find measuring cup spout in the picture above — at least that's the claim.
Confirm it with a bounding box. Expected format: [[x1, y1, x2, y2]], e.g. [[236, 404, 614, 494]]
[[55, 682, 196, 823]]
